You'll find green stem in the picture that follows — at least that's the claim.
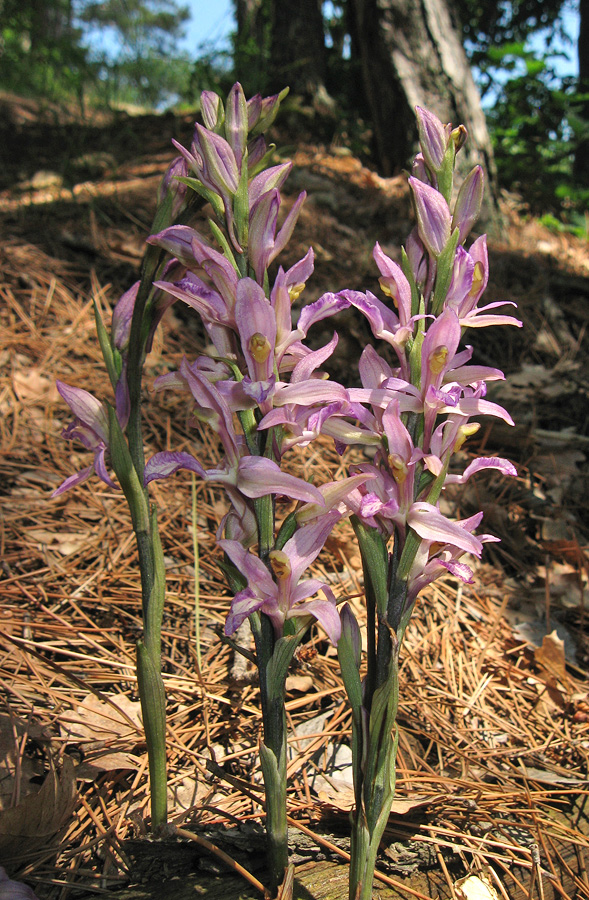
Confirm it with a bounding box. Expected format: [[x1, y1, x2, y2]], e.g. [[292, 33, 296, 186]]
[[348, 646, 399, 900], [114, 245, 168, 829], [137, 641, 168, 829], [250, 612, 290, 895]]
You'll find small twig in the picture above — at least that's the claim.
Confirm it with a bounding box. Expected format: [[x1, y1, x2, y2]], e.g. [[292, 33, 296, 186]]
[[276, 864, 295, 900]]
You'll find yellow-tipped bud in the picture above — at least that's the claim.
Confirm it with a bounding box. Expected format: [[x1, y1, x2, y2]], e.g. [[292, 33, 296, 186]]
[[428, 345, 448, 375], [269, 549, 291, 579], [454, 422, 480, 452], [389, 453, 408, 485], [288, 282, 306, 302], [249, 332, 271, 363]]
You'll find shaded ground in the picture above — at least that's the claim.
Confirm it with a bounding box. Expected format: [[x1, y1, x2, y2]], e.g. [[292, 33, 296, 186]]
[[0, 94, 588, 899]]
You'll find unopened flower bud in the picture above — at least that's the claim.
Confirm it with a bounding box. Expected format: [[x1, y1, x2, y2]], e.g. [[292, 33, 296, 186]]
[[249, 333, 272, 364], [157, 156, 189, 218], [225, 82, 248, 167], [452, 166, 484, 243], [409, 177, 451, 258], [200, 90, 224, 130], [415, 106, 448, 173], [451, 125, 468, 152], [340, 603, 361, 670]]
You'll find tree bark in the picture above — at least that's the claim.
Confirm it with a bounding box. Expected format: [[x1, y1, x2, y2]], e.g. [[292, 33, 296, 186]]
[[233, 0, 270, 95], [268, 0, 328, 99], [349, 0, 498, 223]]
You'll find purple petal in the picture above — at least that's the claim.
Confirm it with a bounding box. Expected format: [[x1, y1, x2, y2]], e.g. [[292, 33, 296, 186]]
[[144, 451, 206, 484], [293, 596, 342, 644], [56, 382, 109, 443], [452, 166, 484, 243], [248, 190, 280, 282], [373, 243, 412, 325], [415, 106, 448, 172], [339, 289, 400, 345], [445, 456, 517, 484], [270, 191, 306, 263], [193, 125, 239, 194], [225, 588, 267, 635], [51, 465, 94, 497], [297, 291, 351, 337], [236, 457, 324, 504], [272, 379, 347, 407], [200, 90, 223, 129], [407, 502, 483, 555], [249, 163, 293, 207], [0, 868, 40, 900], [94, 446, 118, 489], [225, 82, 248, 167], [291, 334, 339, 383], [409, 177, 451, 257], [234, 278, 276, 380], [284, 247, 314, 289], [217, 539, 275, 597], [283, 510, 341, 585], [358, 345, 395, 390], [112, 282, 139, 350], [153, 275, 229, 326], [438, 558, 475, 583]]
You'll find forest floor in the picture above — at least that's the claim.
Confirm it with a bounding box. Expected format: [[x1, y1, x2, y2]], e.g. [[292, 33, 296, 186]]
[[1, 91, 589, 900]]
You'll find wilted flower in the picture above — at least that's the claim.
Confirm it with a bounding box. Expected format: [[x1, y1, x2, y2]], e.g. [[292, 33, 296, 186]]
[[52, 382, 120, 496]]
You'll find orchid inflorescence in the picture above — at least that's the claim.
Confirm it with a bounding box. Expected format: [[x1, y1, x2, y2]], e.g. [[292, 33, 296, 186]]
[[53, 85, 520, 899]]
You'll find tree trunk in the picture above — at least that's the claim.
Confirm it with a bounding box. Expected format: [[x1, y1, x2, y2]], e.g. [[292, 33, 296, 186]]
[[268, 0, 328, 100], [574, 0, 589, 185], [349, 0, 498, 223], [233, 0, 270, 95]]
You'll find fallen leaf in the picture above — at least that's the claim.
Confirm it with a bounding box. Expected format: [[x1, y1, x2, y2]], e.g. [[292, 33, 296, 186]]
[[0, 714, 50, 809], [0, 756, 76, 859], [12, 369, 59, 402], [318, 792, 436, 815], [75, 751, 141, 780], [59, 693, 142, 743], [285, 675, 314, 693], [455, 871, 500, 900], [534, 630, 567, 680], [28, 529, 88, 556]]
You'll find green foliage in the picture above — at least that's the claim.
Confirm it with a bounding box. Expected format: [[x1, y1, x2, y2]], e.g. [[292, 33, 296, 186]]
[[455, 0, 568, 95], [0, 0, 92, 104], [484, 41, 587, 217], [0, 0, 192, 110]]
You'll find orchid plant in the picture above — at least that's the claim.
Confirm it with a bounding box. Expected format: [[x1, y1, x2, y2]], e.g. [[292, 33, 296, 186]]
[[52, 84, 519, 899]]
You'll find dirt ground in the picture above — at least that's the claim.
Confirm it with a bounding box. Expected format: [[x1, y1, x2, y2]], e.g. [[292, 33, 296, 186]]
[[1, 92, 589, 899]]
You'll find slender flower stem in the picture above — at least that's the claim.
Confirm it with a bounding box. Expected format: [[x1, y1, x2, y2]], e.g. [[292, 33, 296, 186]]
[[120, 245, 169, 829]]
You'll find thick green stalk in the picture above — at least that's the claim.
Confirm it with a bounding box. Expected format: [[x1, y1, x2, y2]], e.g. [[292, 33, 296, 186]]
[[137, 641, 168, 828], [348, 644, 399, 900], [250, 613, 294, 895], [345, 521, 401, 900]]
